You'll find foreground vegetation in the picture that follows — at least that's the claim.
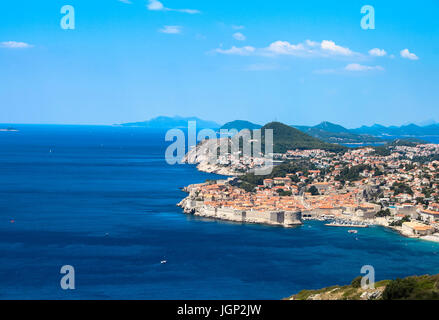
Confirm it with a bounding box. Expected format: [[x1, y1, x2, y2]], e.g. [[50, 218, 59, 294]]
[[289, 274, 439, 300]]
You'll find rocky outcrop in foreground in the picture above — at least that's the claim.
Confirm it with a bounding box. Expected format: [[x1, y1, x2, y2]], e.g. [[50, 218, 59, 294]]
[[287, 274, 439, 300]]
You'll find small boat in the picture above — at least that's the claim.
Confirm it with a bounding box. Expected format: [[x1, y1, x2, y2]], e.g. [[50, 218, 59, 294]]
[[348, 230, 358, 234], [160, 260, 167, 264]]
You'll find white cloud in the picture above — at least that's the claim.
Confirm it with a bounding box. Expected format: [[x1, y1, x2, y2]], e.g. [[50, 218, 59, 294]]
[[159, 25, 182, 34], [233, 32, 246, 41], [214, 39, 357, 58], [320, 40, 353, 56], [147, 0, 165, 10], [314, 63, 384, 74], [369, 48, 387, 57], [215, 46, 255, 56], [178, 9, 200, 14], [0, 41, 33, 49], [147, 0, 200, 14], [232, 25, 245, 30], [305, 40, 319, 47], [345, 63, 384, 72], [266, 41, 305, 55], [400, 49, 419, 60]]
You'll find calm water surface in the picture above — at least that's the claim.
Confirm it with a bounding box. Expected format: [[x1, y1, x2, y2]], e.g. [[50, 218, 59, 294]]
[[0, 125, 439, 299]]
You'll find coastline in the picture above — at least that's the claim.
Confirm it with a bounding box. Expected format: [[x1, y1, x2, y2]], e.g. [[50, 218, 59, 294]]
[[386, 225, 439, 243], [193, 162, 243, 176], [177, 188, 302, 228], [177, 170, 439, 244], [178, 184, 439, 244], [179, 138, 439, 244]]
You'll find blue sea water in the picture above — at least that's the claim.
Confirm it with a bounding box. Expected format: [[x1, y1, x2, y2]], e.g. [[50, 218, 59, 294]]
[[1, 125, 439, 300]]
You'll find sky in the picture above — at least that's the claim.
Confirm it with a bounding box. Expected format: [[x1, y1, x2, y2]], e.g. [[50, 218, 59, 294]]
[[0, 0, 438, 128]]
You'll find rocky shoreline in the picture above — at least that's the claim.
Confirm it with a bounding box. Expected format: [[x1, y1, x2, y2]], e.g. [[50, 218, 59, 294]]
[[387, 225, 439, 243], [177, 184, 302, 228], [179, 143, 439, 243], [178, 193, 439, 244], [193, 162, 242, 176], [177, 199, 303, 228], [182, 138, 245, 176], [177, 183, 439, 243]]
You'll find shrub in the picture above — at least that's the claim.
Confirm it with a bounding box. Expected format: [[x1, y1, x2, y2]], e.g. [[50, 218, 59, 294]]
[[351, 276, 362, 288], [382, 278, 416, 300]]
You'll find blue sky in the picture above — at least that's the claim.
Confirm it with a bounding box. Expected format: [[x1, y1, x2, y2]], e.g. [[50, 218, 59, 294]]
[[0, 0, 438, 127]]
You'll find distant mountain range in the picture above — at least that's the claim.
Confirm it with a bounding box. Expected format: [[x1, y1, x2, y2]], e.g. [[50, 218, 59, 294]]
[[352, 123, 439, 137], [119, 116, 220, 129], [119, 116, 434, 153], [220, 120, 262, 131], [218, 120, 439, 144], [292, 121, 382, 144], [120, 117, 439, 144]]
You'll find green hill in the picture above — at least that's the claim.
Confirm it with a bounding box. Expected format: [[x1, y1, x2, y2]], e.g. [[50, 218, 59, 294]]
[[289, 273, 439, 300], [220, 120, 262, 131], [313, 121, 351, 133], [262, 122, 348, 153]]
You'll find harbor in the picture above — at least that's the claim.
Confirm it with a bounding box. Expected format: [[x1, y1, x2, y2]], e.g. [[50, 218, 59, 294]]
[[324, 220, 369, 228]]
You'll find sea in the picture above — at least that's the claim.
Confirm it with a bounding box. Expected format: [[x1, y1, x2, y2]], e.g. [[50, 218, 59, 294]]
[[0, 125, 439, 300]]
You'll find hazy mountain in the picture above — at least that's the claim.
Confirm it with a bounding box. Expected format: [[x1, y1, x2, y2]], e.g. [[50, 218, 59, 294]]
[[293, 122, 382, 144], [120, 116, 221, 129], [120, 116, 439, 138], [313, 121, 351, 133], [352, 123, 439, 136], [417, 119, 437, 127], [220, 120, 262, 131]]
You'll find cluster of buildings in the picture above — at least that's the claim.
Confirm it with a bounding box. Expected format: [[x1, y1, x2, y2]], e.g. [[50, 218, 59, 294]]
[[180, 142, 439, 240]]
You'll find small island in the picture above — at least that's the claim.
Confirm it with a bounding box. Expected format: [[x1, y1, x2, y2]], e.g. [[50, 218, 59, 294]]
[[0, 127, 19, 132]]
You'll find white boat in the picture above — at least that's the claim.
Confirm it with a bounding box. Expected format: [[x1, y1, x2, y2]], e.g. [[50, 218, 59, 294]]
[[348, 230, 358, 234], [161, 260, 167, 264]]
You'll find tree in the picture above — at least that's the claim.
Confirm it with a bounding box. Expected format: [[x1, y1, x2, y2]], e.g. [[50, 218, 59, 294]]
[[239, 182, 255, 193], [308, 186, 319, 196], [277, 189, 292, 197], [389, 216, 410, 227], [376, 209, 391, 217], [391, 182, 413, 196], [382, 278, 416, 300], [351, 276, 362, 288]]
